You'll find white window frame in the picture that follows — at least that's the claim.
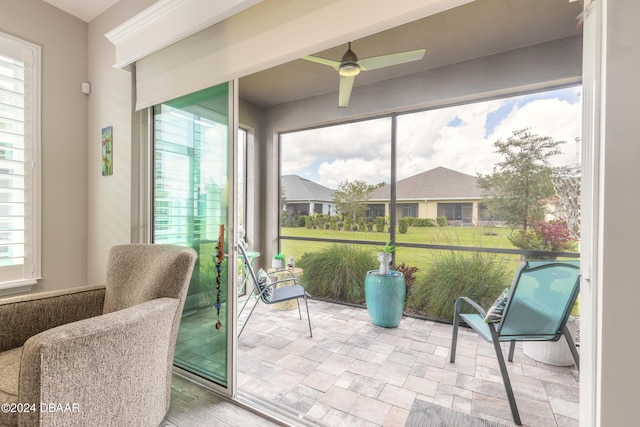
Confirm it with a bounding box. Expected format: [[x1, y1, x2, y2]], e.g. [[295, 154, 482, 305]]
[[0, 32, 41, 296]]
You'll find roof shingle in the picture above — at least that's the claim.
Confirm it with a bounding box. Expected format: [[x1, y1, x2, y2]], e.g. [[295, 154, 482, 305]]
[[368, 167, 482, 200], [282, 175, 334, 202]]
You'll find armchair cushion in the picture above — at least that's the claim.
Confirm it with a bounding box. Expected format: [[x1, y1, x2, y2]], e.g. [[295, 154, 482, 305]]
[[0, 285, 105, 353], [16, 298, 179, 427], [0, 347, 22, 425], [103, 244, 195, 314]]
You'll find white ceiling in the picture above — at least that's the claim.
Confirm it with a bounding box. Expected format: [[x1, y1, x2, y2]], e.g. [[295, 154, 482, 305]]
[[42, 0, 120, 22], [239, 0, 583, 107], [41, 0, 583, 109]]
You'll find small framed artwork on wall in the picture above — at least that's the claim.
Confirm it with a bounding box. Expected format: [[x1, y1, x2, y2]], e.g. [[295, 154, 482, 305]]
[[102, 125, 113, 176]]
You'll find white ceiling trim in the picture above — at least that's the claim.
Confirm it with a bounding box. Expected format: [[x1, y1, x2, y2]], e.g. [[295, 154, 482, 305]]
[[105, 0, 262, 69], [134, 0, 475, 110]]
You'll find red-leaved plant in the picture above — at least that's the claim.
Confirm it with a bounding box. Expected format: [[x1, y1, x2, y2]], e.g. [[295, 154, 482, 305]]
[[508, 219, 578, 252], [535, 219, 578, 252]]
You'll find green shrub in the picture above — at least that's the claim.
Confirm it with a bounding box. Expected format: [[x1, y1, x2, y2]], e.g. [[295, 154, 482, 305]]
[[399, 218, 409, 234], [311, 213, 327, 230], [436, 216, 448, 227], [281, 215, 305, 227], [298, 244, 376, 304], [412, 218, 436, 227], [304, 216, 313, 229], [358, 218, 367, 232], [407, 251, 509, 321], [403, 216, 415, 226], [329, 216, 338, 230], [375, 216, 385, 232], [345, 217, 353, 231]]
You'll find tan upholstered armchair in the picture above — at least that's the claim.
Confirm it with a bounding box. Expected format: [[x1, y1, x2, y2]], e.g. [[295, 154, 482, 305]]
[[0, 244, 197, 427]]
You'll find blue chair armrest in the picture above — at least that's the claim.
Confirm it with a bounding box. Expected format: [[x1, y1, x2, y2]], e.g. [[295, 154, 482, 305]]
[[454, 296, 487, 317], [459, 313, 492, 342]]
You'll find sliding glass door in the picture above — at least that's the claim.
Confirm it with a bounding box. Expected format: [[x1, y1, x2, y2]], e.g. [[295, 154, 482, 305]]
[[152, 83, 233, 388]]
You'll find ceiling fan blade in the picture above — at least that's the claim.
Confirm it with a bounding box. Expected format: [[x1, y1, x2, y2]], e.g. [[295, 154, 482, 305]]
[[358, 49, 425, 71], [302, 55, 341, 70], [338, 76, 355, 108]]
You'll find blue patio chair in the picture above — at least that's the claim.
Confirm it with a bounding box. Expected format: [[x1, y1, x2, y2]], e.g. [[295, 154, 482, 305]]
[[449, 260, 580, 425], [237, 244, 312, 338]]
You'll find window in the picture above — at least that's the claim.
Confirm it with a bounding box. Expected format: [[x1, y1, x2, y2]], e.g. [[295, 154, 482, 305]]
[[152, 83, 231, 386], [437, 202, 473, 224], [279, 86, 581, 271], [0, 33, 41, 294], [367, 204, 385, 218], [399, 203, 418, 218]]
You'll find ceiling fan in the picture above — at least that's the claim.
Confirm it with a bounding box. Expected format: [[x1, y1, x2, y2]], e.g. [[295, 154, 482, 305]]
[[302, 42, 425, 108]]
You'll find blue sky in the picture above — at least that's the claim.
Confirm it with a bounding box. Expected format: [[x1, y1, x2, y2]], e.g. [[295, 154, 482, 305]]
[[281, 85, 582, 189]]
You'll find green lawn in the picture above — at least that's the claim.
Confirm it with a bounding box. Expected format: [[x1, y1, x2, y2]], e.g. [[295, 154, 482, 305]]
[[280, 225, 524, 281], [278, 225, 580, 321], [281, 224, 513, 246]]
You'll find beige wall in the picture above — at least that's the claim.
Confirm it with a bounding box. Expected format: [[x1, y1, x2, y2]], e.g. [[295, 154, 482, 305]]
[[239, 98, 266, 254], [0, 0, 88, 292], [422, 201, 436, 219], [85, 0, 157, 284]]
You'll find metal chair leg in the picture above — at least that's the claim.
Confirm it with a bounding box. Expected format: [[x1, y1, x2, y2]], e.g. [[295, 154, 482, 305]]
[[238, 296, 261, 338], [304, 295, 312, 338], [489, 324, 522, 425], [508, 340, 516, 362], [450, 299, 462, 363], [564, 325, 580, 371]]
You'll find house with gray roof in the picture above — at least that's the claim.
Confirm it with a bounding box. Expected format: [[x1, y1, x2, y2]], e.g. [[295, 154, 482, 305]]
[[281, 175, 335, 217], [367, 167, 490, 226]]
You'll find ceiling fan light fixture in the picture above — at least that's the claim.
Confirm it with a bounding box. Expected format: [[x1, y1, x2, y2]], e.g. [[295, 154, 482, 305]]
[[339, 63, 360, 77], [303, 41, 424, 107]]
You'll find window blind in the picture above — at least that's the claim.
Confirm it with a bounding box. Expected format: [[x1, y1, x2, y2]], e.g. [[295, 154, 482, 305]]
[[0, 33, 40, 291]]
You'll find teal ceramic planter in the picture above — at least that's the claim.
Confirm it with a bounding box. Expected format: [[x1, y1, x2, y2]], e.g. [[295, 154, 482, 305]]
[[364, 270, 406, 327]]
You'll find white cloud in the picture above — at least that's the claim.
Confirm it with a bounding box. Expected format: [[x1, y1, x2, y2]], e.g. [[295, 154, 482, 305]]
[[281, 118, 391, 185], [396, 100, 506, 177], [281, 86, 582, 186], [488, 98, 582, 169], [318, 158, 390, 188]]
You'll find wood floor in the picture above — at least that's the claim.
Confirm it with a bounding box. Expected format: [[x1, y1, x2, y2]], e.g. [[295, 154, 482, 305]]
[[162, 374, 284, 427]]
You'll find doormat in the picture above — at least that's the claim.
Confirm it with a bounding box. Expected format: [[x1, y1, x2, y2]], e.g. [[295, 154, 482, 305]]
[[405, 399, 510, 427]]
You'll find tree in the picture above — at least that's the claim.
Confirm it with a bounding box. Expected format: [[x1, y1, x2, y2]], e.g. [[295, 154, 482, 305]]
[[332, 179, 370, 223], [367, 181, 387, 191], [477, 128, 565, 232], [280, 185, 287, 216]]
